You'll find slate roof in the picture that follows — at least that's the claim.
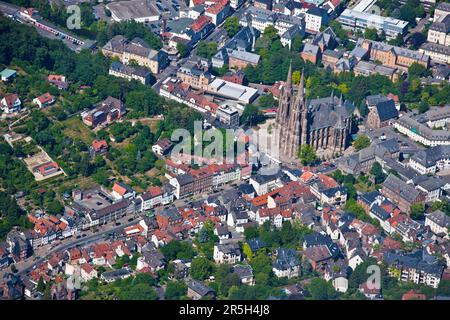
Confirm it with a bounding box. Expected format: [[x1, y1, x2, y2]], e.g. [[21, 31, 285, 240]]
[[374, 99, 398, 122], [382, 174, 423, 203], [426, 210, 450, 228]]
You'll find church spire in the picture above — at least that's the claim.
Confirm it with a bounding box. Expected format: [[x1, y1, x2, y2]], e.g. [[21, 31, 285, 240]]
[[295, 68, 305, 110], [339, 93, 343, 106], [286, 60, 293, 88]]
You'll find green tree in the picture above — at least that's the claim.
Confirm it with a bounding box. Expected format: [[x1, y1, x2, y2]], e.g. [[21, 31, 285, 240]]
[[370, 162, 386, 184], [306, 278, 337, 300], [409, 62, 431, 79], [291, 34, 303, 52], [240, 104, 265, 126], [177, 42, 189, 58], [364, 27, 379, 41], [190, 257, 213, 280], [353, 135, 371, 151], [165, 280, 188, 299], [223, 16, 241, 38], [298, 145, 317, 165], [410, 203, 425, 220]]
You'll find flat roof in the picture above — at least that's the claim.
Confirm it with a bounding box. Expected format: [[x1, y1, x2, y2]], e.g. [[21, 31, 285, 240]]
[[107, 0, 160, 20], [209, 79, 258, 103]]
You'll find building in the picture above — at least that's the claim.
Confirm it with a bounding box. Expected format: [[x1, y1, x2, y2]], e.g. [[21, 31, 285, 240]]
[[366, 97, 399, 129], [381, 174, 426, 214], [301, 43, 321, 64], [305, 6, 329, 34], [427, 13, 450, 46], [90, 140, 108, 156], [186, 279, 216, 300], [111, 181, 135, 200], [281, 24, 306, 50], [393, 115, 450, 147], [354, 60, 399, 82], [275, 64, 354, 158], [359, 39, 430, 71], [408, 145, 450, 174], [273, 248, 300, 278], [1, 94, 21, 113], [152, 138, 174, 156], [102, 36, 168, 74], [434, 2, 450, 22], [82, 96, 126, 128], [109, 62, 152, 85], [419, 42, 450, 64], [0, 68, 16, 82], [47, 74, 68, 90], [228, 50, 261, 69], [213, 243, 241, 264], [338, 8, 408, 39], [425, 210, 450, 236], [216, 105, 240, 127], [254, 0, 273, 10], [212, 26, 260, 69], [106, 0, 160, 23], [205, 0, 231, 25], [32, 92, 55, 108]]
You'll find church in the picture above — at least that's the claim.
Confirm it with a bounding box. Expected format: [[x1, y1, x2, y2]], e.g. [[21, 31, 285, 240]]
[[275, 64, 356, 159]]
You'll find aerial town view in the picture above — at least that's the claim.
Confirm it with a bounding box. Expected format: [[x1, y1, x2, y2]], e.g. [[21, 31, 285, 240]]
[[0, 0, 450, 308]]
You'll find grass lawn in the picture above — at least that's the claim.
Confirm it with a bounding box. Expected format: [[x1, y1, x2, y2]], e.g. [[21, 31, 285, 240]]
[[62, 116, 95, 145]]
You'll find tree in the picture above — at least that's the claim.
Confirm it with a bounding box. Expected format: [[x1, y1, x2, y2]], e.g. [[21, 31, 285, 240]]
[[418, 100, 429, 114], [37, 276, 46, 293], [165, 280, 188, 299], [298, 144, 317, 165], [437, 280, 450, 297], [353, 135, 371, 151], [177, 42, 189, 58], [408, 62, 430, 79], [410, 203, 425, 220], [240, 104, 265, 126], [190, 257, 213, 280], [306, 278, 337, 300], [223, 16, 240, 38], [291, 34, 303, 52], [364, 27, 379, 41], [388, 33, 404, 46], [370, 162, 385, 184]]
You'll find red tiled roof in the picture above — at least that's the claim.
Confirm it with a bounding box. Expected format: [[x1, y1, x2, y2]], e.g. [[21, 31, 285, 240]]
[[92, 139, 108, 152], [191, 15, 211, 32], [35, 92, 54, 104], [2, 93, 19, 107]]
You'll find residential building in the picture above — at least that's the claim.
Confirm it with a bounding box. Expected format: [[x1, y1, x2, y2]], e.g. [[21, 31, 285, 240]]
[[152, 138, 174, 156], [216, 105, 240, 127], [32, 92, 55, 109], [205, 0, 231, 25], [1, 94, 22, 113], [420, 42, 450, 64], [272, 248, 300, 278], [305, 6, 329, 34], [186, 279, 216, 300], [213, 243, 241, 264], [425, 210, 450, 236], [408, 145, 450, 174], [381, 174, 426, 214], [82, 96, 126, 128], [109, 61, 152, 85], [102, 35, 168, 74]]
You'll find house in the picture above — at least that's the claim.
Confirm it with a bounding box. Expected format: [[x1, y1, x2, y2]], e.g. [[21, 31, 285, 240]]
[[412, 175, 445, 203], [111, 181, 135, 200], [425, 210, 450, 236], [152, 138, 174, 156], [156, 206, 183, 229], [80, 263, 98, 281], [1, 94, 21, 113], [214, 243, 241, 264], [281, 24, 306, 50], [0, 68, 17, 82], [232, 264, 255, 285], [137, 250, 165, 272], [381, 174, 426, 214], [47, 74, 68, 90], [205, 0, 231, 25], [82, 96, 126, 128], [272, 247, 300, 278], [254, 0, 272, 10], [186, 279, 216, 300], [101, 268, 132, 283], [138, 186, 163, 212], [302, 245, 333, 272], [402, 290, 427, 300], [214, 223, 231, 242], [90, 139, 108, 156], [359, 281, 382, 300], [33, 92, 55, 108]]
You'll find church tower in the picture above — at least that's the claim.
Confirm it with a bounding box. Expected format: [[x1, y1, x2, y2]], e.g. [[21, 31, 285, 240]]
[[275, 62, 294, 150]]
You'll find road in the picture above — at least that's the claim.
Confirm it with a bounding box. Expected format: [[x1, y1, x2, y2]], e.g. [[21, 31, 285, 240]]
[[0, 216, 144, 280]]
